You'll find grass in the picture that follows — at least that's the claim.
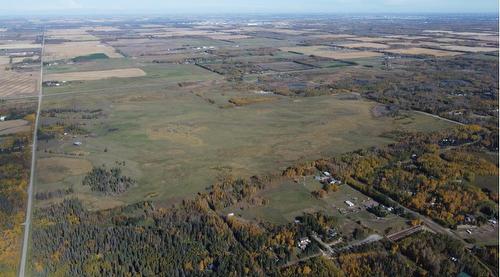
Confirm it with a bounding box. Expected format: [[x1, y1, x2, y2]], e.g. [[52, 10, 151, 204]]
[[470, 151, 498, 193], [45, 58, 138, 74], [233, 177, 411, 236], [228, 96, 276, 106], [71, 53, 109, 63], [475, 176, 499, 194], [35, 76, 454, 210], [34, 49, 456, 214], [43, 63, 222, 95], [237, 181, 326, 224], [235, 37, 291, 48]]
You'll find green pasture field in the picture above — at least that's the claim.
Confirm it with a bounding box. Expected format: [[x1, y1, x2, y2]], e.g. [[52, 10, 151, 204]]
[[34, 62, 454, 211], [43, 63, 222, 95], [44, 58, 138, 74]]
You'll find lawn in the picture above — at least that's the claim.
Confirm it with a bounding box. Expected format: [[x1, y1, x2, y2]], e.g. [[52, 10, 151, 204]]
[[233, 176, 411, 237]]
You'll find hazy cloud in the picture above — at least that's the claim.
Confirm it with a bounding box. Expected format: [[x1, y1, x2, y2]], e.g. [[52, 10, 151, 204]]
[[2, 0, 498, 14]]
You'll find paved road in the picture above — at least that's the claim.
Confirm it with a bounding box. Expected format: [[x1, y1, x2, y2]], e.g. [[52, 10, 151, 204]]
[[18, 31, 44, 277], [402, 205, 471, 247], [349, 178, 472, 248]]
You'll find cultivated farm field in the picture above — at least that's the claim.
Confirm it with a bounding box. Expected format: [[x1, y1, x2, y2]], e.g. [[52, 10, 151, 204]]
[[44, 41, 122, 61], [385, 47, 463, 57], [44, 68, 146, 81], [280, 46, 383, 60], [0, 71, 38, 98], [340, 42, 390, 49]]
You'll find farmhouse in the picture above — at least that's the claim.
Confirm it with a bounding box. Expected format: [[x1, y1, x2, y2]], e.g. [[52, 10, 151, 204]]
[[329, 178, 342, 185], [297, 237, 311, 250], [315, 173, 342, 185], [43, 81, 63, 87]]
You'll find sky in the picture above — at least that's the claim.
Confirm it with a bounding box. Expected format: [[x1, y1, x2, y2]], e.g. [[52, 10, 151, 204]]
[[1, 0, 499, 15]]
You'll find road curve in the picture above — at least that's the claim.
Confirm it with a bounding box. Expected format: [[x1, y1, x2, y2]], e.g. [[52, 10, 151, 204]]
[[18, 30, 44, 277]]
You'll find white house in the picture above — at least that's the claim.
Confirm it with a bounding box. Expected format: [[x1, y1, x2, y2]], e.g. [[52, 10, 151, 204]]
[[345, 200, 355, 207], [297, 237, 311, 250]]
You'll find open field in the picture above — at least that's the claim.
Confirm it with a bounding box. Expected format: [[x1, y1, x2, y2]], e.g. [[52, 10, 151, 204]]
[[258, 61, 313, 72], [231, 177, 411, 236], [90, 26, 121, 32], [280, 46, 383, 60], [23, 20, 495, 219], [43, 63, 222, 95], [44, 68, 146, 81], [0, 71, 38, 98], [225, 27, 311, 35], [349, 36, 399, 43], [0, 42, 41, 50], [44, 58, 138, 74], [35, 73, 454, 209], [475, 175, 500, 194], [136, 27, 225, 37], [0, 55, 10, 65], [108, 37, 233, 56], [340, 42, 390, 49], [384, 35, 430, 40], [46, 28, 99, 41], [44, 41, 122, 61], [228, 96, 276, 106], [386, 40, 498, 53], [130, 28, 253, 40], [204, 34, 252, 40], [438, 45, 498, 53], [385, 47, 462, 57], [422, 30, 498, 37], [422, 30, 499, 42], [310, 34, 355, 39], [5, 15, 496, 277], [37, 157, 93, 184], [0, 119, 30, 135]]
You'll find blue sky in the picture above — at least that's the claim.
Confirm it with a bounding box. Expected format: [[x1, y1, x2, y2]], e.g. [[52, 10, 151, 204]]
[[2, 0, 499, 14]]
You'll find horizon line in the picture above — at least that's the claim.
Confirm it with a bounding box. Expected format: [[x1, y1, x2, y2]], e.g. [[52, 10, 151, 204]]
[[0, 11, 499, 17]]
